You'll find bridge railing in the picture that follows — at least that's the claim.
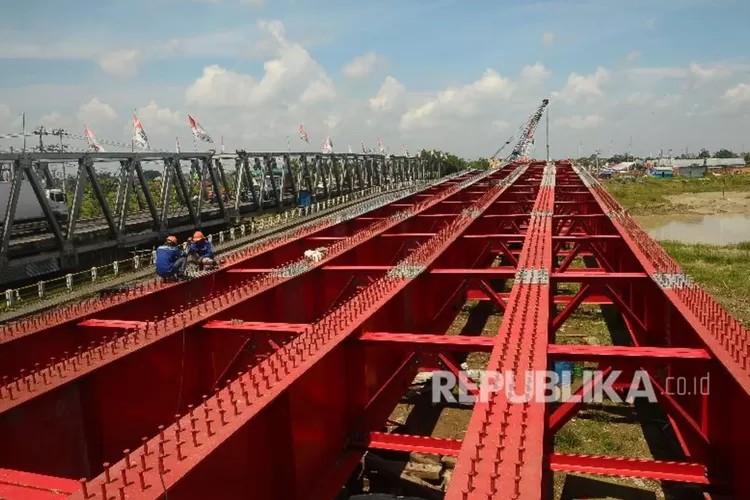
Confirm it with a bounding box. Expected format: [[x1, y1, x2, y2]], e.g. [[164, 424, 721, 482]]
[[0, 186, 391, 313]]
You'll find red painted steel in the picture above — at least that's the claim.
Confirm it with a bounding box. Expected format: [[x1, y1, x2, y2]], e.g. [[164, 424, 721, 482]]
[[0, 469, 79, 499], [0, 159, 749, 499]]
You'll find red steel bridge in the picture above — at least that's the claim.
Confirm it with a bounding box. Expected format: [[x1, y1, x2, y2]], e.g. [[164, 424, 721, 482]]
[[0, 157, 748, 499]]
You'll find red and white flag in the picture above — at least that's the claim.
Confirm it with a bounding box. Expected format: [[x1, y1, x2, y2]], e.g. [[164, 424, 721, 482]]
[[299, 125, 309, 143], [132, 112, 149, 149], [377, 138, 385, 154], [84, 125, 105, 152], [361, 141, 369, 154], [402, 145, 409, 157], [175, 137, 181, 153], [322, 136, 333, 153], [188, 115, 213, 143]]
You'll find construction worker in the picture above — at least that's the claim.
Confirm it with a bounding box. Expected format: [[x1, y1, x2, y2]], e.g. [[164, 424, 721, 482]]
[[155, 236, 187, 281], [188, 231, 217, 270]]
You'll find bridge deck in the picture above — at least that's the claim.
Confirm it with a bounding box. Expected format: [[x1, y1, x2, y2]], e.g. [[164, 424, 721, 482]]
[[0, 161, 747, 499]]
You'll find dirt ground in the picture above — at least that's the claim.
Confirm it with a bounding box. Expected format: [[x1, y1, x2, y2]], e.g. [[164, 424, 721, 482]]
[[664, 190, 750, 214]]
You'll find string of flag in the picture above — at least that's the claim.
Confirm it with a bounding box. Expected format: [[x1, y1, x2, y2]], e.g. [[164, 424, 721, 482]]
[[1, 112, 415, 158]]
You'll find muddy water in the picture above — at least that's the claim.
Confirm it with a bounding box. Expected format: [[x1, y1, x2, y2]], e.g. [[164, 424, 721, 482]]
[[636, 214, 750, 244]]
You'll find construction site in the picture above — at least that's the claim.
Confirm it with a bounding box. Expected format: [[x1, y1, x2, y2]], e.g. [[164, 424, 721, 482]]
[[0, 96, 747, 500]]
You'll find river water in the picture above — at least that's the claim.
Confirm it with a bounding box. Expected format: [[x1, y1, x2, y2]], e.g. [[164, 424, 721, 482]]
[[636, 214, 750, 245]]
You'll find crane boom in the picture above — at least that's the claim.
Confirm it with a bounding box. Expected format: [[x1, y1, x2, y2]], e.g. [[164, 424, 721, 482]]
[[492, 98, 550, 163]]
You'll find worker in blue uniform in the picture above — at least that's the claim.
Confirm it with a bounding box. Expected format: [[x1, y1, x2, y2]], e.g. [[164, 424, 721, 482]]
[[155, 235, 188, 280], [188, 231, 217, 270]]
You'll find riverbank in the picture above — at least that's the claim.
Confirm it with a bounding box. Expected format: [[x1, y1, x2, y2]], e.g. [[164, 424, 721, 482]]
[[605, 175, 750, 215]]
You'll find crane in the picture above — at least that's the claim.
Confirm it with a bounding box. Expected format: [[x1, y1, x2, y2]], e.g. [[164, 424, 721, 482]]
[[491, 98, 550, 164]]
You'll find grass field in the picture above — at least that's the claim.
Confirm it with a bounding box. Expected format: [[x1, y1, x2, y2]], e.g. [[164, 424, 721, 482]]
[[662, 241, 750, 325], [605, 174, 750, 215]]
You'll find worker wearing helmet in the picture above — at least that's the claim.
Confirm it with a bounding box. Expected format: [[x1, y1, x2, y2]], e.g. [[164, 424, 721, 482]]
[[188, 231, 217, 270], [155, 236, 188, 281]]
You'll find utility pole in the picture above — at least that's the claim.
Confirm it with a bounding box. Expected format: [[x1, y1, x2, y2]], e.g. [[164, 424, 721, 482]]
[[51, 128, 68, 193], [594, 150, 600, 175], [33, 125, 46, 153]]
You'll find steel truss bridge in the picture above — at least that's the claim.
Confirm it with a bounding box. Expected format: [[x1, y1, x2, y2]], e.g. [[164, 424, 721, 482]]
[[0, 151, 437, 282], [0, 159, 747, 499]]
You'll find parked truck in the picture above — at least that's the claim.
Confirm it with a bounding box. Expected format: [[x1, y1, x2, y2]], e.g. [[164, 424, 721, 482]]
[[0, 181, 69, 225]]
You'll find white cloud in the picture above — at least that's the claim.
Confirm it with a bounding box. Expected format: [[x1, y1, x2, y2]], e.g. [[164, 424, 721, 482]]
[[186, 20, 335, 109], [627, 62, 750, 85], [77, 98, 117, 123], [99, 49, 141, 77], [623, 50, 641, 65], [126, 101, 182, 141], [39, 112, 64, 128], [553, 67, 611, 103], [342, 52, 386, 79], [556, 114, 604, 129], [492, 120, 509, 132], [323, 115, 340, 130], [369, 76, 406, 112], [655, 93, 682, 108], [0, 103, 12, 126], [542, 32, 555, 47], [4, 15, 750, 160], [299, 78, 336, 104], [723, 83, 750, 104], [400, 69, 515, 131], [626, 92, 651, 106], [520, 63, 551, 83]]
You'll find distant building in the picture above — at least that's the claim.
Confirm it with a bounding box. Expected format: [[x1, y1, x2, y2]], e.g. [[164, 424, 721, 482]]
[[655, 157, 745, 168], [675, 165, 706, 178], [610, 161, 635, 172], [652, 157, 746, 178], [648, 166, 674, 178]]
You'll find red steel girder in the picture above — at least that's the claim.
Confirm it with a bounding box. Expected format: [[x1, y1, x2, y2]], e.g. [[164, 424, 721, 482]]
[[57, 164, 532, 500], [6, 158, 750, 499], [350, 433, 711, 485], [0, 469, 79, 499], [0, 182, 466, 380], [549, 454, 710, 485], [446, 161, 556, 500], [0, 173, 484, 480]]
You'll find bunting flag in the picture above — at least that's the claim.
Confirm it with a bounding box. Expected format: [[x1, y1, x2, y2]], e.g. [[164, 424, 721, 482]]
[[132, 111, 149, 149], [322, 136, 333, 154], [377, 138, 385, 154], [402, 145, 409, 157], [299, 125, 309, 143], [84, 125, 105, 152], [188, 115, 213, 143], [176, 137, 181, 153]]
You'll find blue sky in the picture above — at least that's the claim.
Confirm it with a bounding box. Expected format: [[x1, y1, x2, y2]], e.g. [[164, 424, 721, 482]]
[[1, 0, 749, 157]]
